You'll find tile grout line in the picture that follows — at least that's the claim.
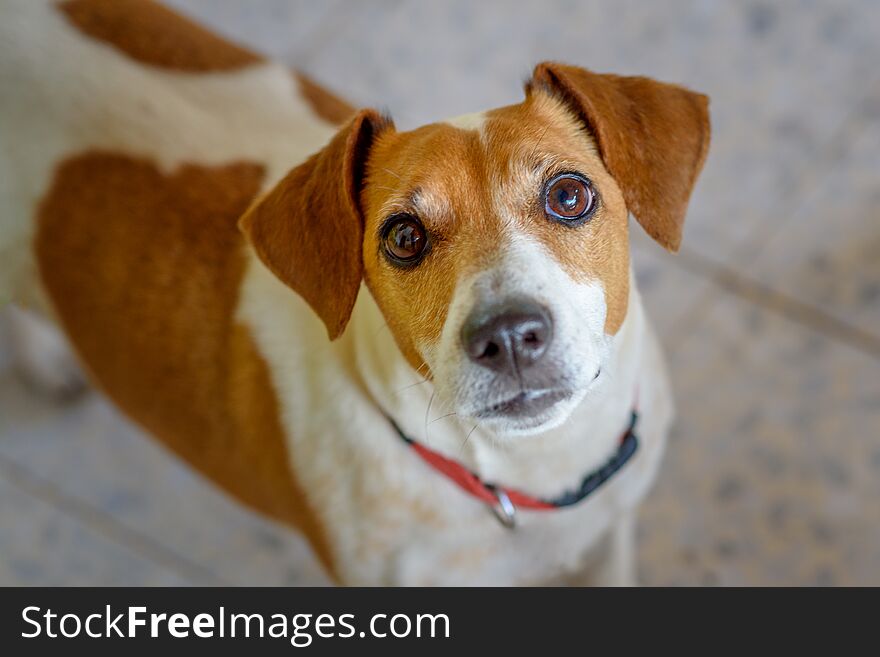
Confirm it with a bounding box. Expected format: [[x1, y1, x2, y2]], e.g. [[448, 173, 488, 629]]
[[0, 453, 230, 586], [663, 79, 880, 358], [672, 246, 880, 360]]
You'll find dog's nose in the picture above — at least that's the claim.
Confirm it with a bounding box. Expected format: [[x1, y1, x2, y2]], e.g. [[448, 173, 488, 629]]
[[461, 299, 553, 374]]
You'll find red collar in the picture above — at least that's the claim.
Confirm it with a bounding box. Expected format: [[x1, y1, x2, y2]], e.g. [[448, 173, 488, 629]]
[[388, 409, 639, 528]]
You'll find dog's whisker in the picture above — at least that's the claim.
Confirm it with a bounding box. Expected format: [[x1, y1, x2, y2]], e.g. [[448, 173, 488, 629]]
[[459, 422, 480, 454], [392, 378, 430, 395], [381, 167, 402, 181], [427, 411, 457, 426], [423, 390, 436, 443]]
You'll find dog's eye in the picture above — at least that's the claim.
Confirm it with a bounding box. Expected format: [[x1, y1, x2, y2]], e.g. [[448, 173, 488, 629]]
[[382, 214, 428, 266], [544, 173, 596, 223]]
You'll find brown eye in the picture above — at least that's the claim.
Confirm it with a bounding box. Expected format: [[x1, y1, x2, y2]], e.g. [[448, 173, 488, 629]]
[[544, 173, 596, 223], [382, 214, 428, 265]]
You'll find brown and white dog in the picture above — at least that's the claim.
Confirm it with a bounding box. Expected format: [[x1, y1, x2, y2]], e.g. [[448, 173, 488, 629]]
[[0, 0, 710, 585]]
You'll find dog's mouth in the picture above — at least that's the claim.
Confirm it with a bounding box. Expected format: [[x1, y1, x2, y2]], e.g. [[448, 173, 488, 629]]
[[475, 388, 572, 419]]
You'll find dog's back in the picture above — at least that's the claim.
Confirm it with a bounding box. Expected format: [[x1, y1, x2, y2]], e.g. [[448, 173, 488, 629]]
[[0, 0, 352, 573], [0, 0, 347, 302]]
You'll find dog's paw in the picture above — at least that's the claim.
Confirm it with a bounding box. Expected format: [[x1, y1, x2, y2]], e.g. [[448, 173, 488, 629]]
[[4, 305, 88, 400]]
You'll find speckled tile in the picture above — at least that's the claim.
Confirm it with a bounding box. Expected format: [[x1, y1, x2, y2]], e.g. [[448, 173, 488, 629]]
[[744, 92, 880, 342], [0, 366, 329, 586], [162, 0, 344, 63], [638, 287, 880, 586], [0, 475, 193, 585], [0, 311, 10, 371], [630, 227, 714, 341]]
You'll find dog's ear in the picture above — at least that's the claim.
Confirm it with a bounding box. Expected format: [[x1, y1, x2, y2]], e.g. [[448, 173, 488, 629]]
[[529, 62, 710, 252], [239, 109, 392, 339]]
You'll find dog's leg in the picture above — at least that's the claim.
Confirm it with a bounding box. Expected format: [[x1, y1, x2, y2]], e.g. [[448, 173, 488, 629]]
[[3, 304, 87, 398]]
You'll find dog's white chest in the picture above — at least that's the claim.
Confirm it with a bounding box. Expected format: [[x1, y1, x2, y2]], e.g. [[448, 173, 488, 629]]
[[238, 259, 673, 585]]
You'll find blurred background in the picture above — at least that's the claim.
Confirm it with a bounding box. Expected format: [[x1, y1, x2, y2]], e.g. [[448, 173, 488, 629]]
[[1, 0, 878, 585]]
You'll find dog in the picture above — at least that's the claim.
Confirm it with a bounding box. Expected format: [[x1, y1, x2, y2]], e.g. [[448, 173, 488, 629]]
[[0, 0, 710, 585]]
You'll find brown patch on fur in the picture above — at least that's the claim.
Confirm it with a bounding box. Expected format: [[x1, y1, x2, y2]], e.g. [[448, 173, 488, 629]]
[[530, 62, 711, 252], [59, 0, 263, 72], [35, 152, 337, 578], [240, 110, 392, 340], [295, 71, 355, 126], [361, 124, 483, 366]]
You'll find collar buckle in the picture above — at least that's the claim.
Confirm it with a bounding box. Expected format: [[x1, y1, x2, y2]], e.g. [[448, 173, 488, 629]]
[[488, 486, 517, 529]]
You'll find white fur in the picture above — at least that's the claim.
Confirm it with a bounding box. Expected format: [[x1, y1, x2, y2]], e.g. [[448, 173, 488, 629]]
[[3, 304, 86, 397], [444, 111, 487, 133]]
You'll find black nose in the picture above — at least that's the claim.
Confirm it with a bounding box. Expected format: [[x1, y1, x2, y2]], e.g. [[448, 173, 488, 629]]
[[461, 299, 553, 374]]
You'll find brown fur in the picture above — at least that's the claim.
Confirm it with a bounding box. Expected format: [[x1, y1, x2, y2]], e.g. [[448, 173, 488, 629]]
[[239, 110, 392, 340], [58, 0, 264, 72], [362, 123, 481, 368], [530, 62, 711, 252], [35, 151, 337, 577], [295, 72, 356, 126]]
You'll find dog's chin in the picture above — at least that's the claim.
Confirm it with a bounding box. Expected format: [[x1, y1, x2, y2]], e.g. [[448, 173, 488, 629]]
[[468, 386, 589, 439]]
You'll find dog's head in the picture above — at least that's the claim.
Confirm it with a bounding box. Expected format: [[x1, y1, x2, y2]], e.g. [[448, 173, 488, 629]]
[[240, 63, 709, 437]]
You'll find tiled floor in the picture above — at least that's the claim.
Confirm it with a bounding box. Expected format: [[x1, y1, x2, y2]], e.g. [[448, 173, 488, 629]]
[[1, 0, 878, 585]]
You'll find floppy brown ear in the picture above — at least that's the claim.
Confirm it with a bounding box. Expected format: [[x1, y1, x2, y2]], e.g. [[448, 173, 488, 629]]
[[239, 109, 392, 339], [530, 62, 710, 252]]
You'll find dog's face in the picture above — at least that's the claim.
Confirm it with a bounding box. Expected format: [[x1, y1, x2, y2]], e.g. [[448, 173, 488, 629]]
[[360, 93, 629, 435], [241, 63, 710, 437]]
